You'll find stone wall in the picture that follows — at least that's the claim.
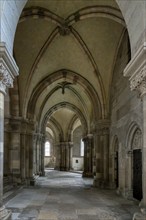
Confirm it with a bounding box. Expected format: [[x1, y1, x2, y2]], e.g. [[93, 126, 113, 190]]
[[109, 30, 142, 196]]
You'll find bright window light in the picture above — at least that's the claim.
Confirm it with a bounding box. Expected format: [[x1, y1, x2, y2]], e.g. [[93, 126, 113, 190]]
[[80, 139, 84, 157], [45, 141, 50, 156]]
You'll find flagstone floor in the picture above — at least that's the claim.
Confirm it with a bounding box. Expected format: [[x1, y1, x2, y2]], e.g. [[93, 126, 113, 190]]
[[5, 170, 140, 220]]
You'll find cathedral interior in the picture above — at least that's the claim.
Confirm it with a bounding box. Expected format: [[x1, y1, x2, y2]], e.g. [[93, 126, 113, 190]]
[[0, 0, 146, 219]]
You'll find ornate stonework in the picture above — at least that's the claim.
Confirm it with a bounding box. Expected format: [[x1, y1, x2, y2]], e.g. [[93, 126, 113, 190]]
[[124, 43, 146, 97], [130, 66, 146, 91], [0, 63, 13, 93], [132, 129, 142, 150], [0, 42, 19, 94]]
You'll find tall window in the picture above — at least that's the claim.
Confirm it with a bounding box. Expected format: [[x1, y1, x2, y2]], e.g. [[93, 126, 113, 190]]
[[80, 139, 84, 157], [45, 141, 50, 156]]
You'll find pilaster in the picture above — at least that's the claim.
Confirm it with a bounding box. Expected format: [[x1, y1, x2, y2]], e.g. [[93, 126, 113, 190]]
[[124, 43, 146, 220]]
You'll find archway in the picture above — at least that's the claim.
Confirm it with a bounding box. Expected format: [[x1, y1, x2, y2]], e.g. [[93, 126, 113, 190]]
[[132, 129, 142, 201], [126, 123, 142, 201]]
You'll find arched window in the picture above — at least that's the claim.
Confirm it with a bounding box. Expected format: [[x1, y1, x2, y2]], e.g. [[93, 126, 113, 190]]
[[80, 139, 84, 157], [45, 141, 50, 156]]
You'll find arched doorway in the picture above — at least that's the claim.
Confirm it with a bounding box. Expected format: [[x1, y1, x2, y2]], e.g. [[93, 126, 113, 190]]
[[131, 129, 142, 201]]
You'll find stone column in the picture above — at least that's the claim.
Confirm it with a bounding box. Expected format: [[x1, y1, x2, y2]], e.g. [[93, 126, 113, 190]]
[[60, 141, 71, 171], [9, 118, 21, 185], [93, 120, 110, 187], [38, 135, 42, 174], [4, 119, 10, 178], [41, 135, 45, 176], [20, 133, 26, 184], [21, 120, 35, 185], [60, 142, 64, 170], [83, 135, 93, 177], [36, 135, 40, 174], [103, 127, 109, 186], [124, 44, 146, 219], [33, 134, 37, 175], [54, 143, 61, 170], [69, 142, 73, 170], [0, 42, 19, 219], [93, 130, 102, 187]]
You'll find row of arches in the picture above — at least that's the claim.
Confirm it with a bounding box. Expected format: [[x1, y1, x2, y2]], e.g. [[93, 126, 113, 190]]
[[111, 123, 142, 201], [1, 1, 146, 220]]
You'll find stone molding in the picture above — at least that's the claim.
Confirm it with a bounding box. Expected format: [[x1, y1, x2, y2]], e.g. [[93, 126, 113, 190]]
[[4, 116, 35, 134], [0, 42, 19, 94], [124, 43, 146, 97]]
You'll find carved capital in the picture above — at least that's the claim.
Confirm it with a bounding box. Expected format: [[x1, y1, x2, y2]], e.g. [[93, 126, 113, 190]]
[[130, 66, 146, 90], [0, 63, 13, 93], [124, 43, 146, 97], [0, 42, 19, 94], [95, 119, 110, 135]]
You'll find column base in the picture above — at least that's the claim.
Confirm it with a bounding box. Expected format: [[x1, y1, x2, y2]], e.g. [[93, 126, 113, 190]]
[[26, 177, 36, 186], [0, 206, 11, 220], [82, 172, 93, 178], [133, 208, 146, 220], [93, 178, 110, 188], [93, 178, 102, 187], [60, 167, 70, 171], [124, 188, 133, 200], [108, 181, 116, 189]]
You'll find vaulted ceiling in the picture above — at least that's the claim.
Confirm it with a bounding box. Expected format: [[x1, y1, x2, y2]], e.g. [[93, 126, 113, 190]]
[[13, 0, 127, 142]]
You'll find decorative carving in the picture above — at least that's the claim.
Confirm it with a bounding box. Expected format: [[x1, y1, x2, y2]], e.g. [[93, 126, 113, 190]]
[[132, 129, 142, 150], [130, 66, 146, 90], [130, 66, 146, 97], [127, 150, 132, 157], [58, 81, 72, 94], [0, 63, 13, 93]]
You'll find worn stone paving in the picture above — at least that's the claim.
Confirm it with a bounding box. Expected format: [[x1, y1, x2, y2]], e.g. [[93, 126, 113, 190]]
[[5, 170, 140, 220]]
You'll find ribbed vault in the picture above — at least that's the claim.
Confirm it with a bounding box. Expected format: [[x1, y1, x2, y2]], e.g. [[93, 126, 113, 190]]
[[13, 0, 129, 147]]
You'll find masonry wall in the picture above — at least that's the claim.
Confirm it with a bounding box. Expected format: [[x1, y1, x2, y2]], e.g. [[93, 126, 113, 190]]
[[109, 30, 142, 195]]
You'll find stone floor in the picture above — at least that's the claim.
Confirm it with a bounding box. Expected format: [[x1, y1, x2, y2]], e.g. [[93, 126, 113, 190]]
[[5, 170, 140, 220]]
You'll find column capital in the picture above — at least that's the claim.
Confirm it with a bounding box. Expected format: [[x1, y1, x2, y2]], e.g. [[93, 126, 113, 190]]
[[124, 43, 146, 97], [96, 119, 110, 128], [0, 42, 19, 94], [94, 119, 110, 135]]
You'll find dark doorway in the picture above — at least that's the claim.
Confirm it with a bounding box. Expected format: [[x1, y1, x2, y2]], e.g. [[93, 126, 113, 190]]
[[114, 152, 119, 188], [133, 149, 142, 201]]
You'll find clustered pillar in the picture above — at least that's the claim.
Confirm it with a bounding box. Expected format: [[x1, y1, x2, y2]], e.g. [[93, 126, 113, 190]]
[[82, 134, 93, 177], [33, 133, 45, 176], [60, 141, 72, 171], [93, 120, 110, 187]]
